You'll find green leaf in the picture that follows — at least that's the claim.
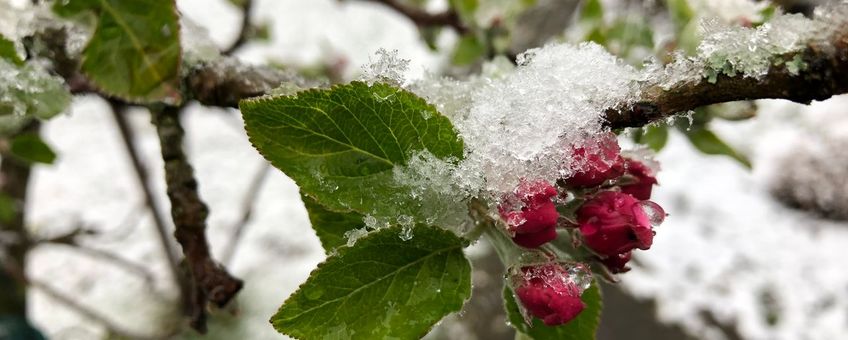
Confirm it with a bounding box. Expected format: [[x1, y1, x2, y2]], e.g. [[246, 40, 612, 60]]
[[1, 61, 71, 136], [450, 0, 478, 24], [271, 225, 472, 339], [241, 81, 464, 219], [607, 19, 654, 48], [504, 280, 603, 340], [452, 34, 487, 66], [634, 125, 668, 152], [0, 193, 15, 224], [580, 0, 603, 24], [301, 194, 365, 253], [10, 133, 57, 164], [53, 0, 182, 103], [685, 128, 751, 169], [666, 0, 695, 30], [0, 35, 23, 66]]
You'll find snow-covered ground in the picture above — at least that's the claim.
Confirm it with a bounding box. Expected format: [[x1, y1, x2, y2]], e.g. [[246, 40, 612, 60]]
[[14, 0, 848, 339]]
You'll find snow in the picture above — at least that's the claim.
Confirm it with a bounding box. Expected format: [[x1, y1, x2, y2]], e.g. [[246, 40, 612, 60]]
[[359, 48, 411, 86], [625, 96, 848, 340]]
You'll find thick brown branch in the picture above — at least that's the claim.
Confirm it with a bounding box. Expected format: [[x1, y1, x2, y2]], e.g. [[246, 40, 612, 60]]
[[151, 106, 243, 333], [109, 102, 188, 302], [361, 0, 467, 33], [605, 29, 848, 129], [185, 58, 306, 107]]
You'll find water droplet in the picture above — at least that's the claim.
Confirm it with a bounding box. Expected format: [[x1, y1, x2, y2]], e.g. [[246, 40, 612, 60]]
[[567, 264, 593, 291], [639, 201, 666, 226], [399, 226, 414, 241]]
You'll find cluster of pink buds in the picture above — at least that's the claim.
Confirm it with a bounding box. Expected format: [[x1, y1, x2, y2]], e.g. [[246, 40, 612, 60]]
[[499, 132, 665, 326]]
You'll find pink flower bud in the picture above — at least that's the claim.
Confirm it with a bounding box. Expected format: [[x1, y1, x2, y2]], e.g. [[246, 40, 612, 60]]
[[499, 180, 559, 248], [513, 263, 589, 326], [512, 226, 558, 248], [620, 159, 658, 200], [577, 191, 655, 256], [563, 132, 625, 188], [599, 251, 632, 274]]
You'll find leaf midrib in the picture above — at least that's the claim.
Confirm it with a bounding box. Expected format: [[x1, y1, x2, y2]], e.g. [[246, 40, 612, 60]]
[[96, 0, 165, 83], [276, 242, 461, 324]]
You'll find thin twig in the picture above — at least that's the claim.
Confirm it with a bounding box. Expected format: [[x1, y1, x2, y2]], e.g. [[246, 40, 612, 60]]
[[223, 0, 254, 55], [29, 279, 167, 340], [361, 0, 467, 33], [43, 241, 158, 288], [221, 163, 270, 266], [151, 106, 243, 333], [109, 101, 189, 306]]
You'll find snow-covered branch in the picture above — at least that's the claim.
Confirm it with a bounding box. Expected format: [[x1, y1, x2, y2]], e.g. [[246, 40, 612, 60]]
[[605, 8, 848, 128]]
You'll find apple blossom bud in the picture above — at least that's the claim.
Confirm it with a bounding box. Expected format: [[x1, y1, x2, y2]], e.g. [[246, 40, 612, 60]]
[[512, 262, 591, 326], [499, 180, 559, 248], [600, 251, 632, 274], [620, 159, 659, 200], [577, 191, 657, 256], [563, 132, 625, 188]]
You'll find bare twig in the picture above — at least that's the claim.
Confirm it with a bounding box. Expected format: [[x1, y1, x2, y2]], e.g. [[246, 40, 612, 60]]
[[109, 101, 188, 305], [42, 241, 158, 288], [360, 0, 467, 33], [223, 0, 254, 55], [151, 106, 243, 333], [221, 163, 270, 266], [604, 28, 848, 128], [29, 279, 168, 340]]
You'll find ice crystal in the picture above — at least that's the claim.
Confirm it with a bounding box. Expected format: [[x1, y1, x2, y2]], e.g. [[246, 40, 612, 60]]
[[360, 48, 410, 87], [451, 42, 638, 194], [0, 60, 71, 135], [697, 13, 820, 80]]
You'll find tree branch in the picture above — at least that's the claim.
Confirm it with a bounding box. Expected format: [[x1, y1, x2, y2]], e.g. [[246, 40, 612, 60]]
[[222, 0, 254, 55], [109, 102, 188, 303], [185, 58, 306, 108], [151, 106, 243, 333], [604, 27, 848, 129], [221, 163, 270, 266], [360, 0, 467, 33], [0, 121, 39, 317]]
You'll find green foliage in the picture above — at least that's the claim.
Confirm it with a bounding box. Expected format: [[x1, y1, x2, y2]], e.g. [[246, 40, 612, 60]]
[[241, 82, 464, 219], [10, 133, 57, 164], [450, 0, 479, 24], [0, 35, 23, 66], [0, 193, 14, 224], [576, 0, 653, 63], [666, 0, 695, 30], [504, 281, 603, 340], [0, 316, 46, 340], [270, 225, 472, 339], [685, 127, 751, 169], [633, 125, 669, 152], [301, 194, 365, 253], [580, 0, 603, 25], [452, 34, 487, 66], [0, 60, 72, 136], [53, 0, 182, 103]]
